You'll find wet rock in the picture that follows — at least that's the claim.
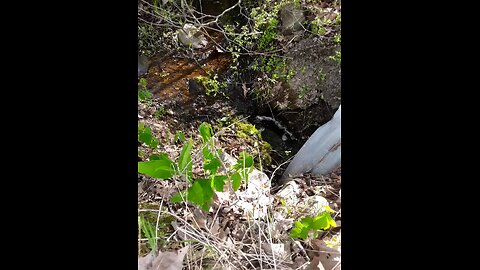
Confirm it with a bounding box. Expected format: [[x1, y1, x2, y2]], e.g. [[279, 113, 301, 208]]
[[279, 4, 305, 35], [177, 24, 208, 49], [188, 79, 204, 96]]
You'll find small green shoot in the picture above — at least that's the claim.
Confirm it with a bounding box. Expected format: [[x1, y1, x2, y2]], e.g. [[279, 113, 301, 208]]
[[199, 122, 213, 143], [318, 68, 326, 81], [329, 51, 341, 65], [174, 130, 185, 143], [139, 215, 157, 255], [154, 106, 165, 118], [290, 210, 337, 240], [138, 123, 159, 149], [138, 78, 153, 102], [178, 139, 193, 181], [139, 122, 254, 212]]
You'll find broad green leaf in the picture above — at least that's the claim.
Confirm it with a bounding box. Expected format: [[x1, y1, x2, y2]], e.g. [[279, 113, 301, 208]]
[[150, 137, 159, 149], [290, 213, 337, 240], [290, 221, 310, 240], [312, 212, 337, 230], [231, 172, 242, 191], [149, 153, 169, 161], [202, 146, 221, 175], [311, 214, 330, 230], [199, 122, 213, 143], [170, 191, 187, 203], [186, 179, 214, 211], [325, 212, 337, 228], [212, 175, 227, 192], [178, 139, 193, 177], [138, 156, 175, 179], [149, 154, 161, 160], [138, 125, 152, 145], [202, 146, 213, 159], [204, 157, 221, 175], [301, 217, 314, 227]]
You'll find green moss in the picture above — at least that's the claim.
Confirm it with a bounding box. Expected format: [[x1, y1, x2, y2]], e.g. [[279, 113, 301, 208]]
[[235, 122, 262, 139], [196, 74, 227, 96], [234, 121, 272, 167], [259, 141, 273, 166]]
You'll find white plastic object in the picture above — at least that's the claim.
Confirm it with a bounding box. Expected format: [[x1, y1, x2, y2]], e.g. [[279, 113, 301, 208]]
[[280, 106, 341, 183]]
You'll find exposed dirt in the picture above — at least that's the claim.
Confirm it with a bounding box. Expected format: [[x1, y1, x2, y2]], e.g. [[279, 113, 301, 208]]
[[146, 32, 231, 103]]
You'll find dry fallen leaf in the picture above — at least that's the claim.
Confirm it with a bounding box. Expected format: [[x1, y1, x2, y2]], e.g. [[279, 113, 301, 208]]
[[261, 243, 289, 260], [310, 256, 326, 270], [209, 218, 221, 236], [138, 246, 189, 270], [138, 252, 154, 270], [192, 208, 208, 230], [310, 239, 341, 270]]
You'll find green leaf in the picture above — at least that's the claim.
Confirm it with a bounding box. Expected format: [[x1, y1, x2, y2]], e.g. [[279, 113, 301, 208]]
[[290, 212, 337, 240], [140, 78, 147, 87], [323, 204, 335, 213], [325, 212, 337, 228], [170, 191, 186, 203], [312, 212, 337, 230], [138, 156, 175, 179], [202, 146, 213, 159], [233, 152, 254, 170], [213, 175, 227, 192], [139, 215, 157, 254], [311, 214, 330, 230], [178, 139, 193, 177], [290, 221, 310, 240], [150, 137, 159, 149], [149, 153, 169, 161], [138, 125, 153, 145], [199, 122, 213, 143], [231, 172, 242, 191], [204, 157, 221, 175], [149, 154, 161, 160], [186, 179, 214, 211], [138, 89, 152, 101], [174, 130, 185, 143]]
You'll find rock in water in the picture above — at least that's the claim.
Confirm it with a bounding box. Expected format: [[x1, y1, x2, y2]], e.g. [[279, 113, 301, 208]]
[[280, 106, 341, 184]]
